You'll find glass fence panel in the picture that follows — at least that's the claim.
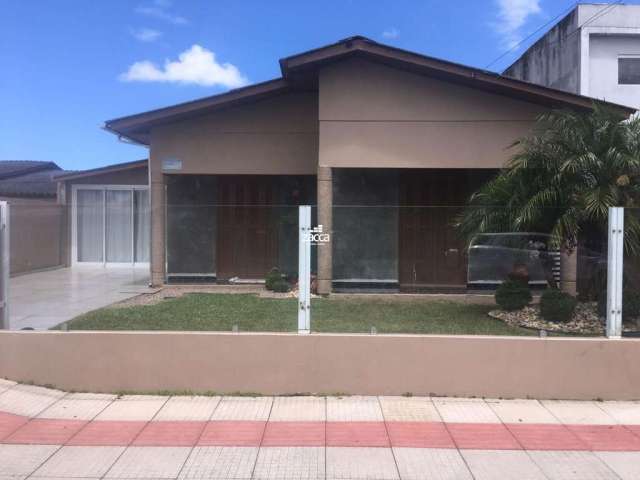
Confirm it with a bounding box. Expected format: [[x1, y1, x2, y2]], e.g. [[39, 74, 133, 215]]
[[623, 208, 640, 336]]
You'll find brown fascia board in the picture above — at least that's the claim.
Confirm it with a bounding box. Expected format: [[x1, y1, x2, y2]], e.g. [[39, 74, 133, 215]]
[[104, 78, 291, 145], [54, 159, 148, 181], [280, 36, 636, 115]]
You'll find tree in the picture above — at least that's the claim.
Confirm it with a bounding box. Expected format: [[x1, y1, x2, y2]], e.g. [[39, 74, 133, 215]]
[[456, 106, 640, 258]]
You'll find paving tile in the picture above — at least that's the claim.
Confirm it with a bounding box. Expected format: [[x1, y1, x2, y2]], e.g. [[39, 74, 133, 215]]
[[462, 449, 547, 480], [33, 445, 124, 478], [10, 385, 65, 398], [529, 450, 620, 479], [326, 446, 399, 480], [64, 392, 117, 401], [448, 423, 521, 450], [262, 421, 325, 446], [105, 446, 191, 479], [506, 423, 588, 451], [433, 397, 501, 423], [37, 398, 112, 420], [486, 399, 560, 424], [0, 387, 64, 417], [326, 421, 389, 447], [598, 401, 640, 425], [394, 447, 472, 480], [67, 420, 147, 446], [386, 421, 454, 448], [378, 396, 442, 422], [567, 424, 640, 451], [0, 411, 28, 441], [4, 419, 86, 445], [541, 400, 617, 425], [198, 421, 265, 446], [596, 451, 640, 480], [210, 397, 272, 421], [153, 396, 220, 421], [0, 444, 59, 476], [0, 378, 17, 389], [178, 446, 258, 479], [132, 420, 206, 446], [326, 396, 384, 421], [253, 446, 324, 480], [269, 397, 325, 421], [95, 396, 167, 421]]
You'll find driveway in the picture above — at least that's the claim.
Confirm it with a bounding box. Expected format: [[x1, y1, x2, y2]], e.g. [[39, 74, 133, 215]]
[[9, 267, 151, 330]]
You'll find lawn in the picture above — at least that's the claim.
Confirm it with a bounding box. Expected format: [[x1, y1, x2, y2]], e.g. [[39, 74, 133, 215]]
[[56, 293, 535, 336]]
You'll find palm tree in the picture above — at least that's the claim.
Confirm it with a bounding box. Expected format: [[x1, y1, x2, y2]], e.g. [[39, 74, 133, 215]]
[[457, 106, 640, 257]]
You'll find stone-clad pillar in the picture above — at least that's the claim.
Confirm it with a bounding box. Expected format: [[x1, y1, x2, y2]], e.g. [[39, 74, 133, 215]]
[[149, 153, 165, 287], [560, 247, 578, 296], [317, 166, 332, 295]]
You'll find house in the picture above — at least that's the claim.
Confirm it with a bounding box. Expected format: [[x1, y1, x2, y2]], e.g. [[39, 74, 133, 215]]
[[0, 161, 67, 275], [504, 3, 640, 109], [103, 36, 634, 294], [55, 159, 149, 268]]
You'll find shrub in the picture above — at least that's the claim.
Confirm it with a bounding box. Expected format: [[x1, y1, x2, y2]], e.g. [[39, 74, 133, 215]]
[[540, 288, 577, 323], [271, 279, 291, 293], [265, 268, 282, 291], [495, 279, 532, 311]]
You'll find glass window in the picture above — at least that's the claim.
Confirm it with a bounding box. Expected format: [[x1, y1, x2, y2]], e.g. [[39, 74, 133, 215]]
[[618, 57, 640, 85]]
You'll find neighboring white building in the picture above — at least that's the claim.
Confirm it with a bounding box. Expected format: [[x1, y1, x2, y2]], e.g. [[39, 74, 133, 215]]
[[504, 3, 640, 109]]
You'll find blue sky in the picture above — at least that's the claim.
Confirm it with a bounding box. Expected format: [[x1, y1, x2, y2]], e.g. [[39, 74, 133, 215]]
[[0, 0, 627, 170]]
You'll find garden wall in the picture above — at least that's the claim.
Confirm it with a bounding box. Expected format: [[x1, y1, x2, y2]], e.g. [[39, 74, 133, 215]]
[[0, 331, 638, 400]]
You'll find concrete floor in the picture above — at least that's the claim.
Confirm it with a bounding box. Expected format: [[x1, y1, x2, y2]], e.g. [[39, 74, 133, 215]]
[[8, 267, 151, 330]]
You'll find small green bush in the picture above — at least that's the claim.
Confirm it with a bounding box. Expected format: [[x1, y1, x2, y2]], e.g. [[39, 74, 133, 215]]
[[495, 279, 532, 311], [265, 268, 282, 291], [271, 279, 291, 293], [624, 289, 640, 321], [540, 288, 577, 323]]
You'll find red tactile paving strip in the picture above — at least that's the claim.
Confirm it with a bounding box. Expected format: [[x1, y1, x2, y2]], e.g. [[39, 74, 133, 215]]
[[5, 419, 87, 445], [133, 421, 206, 447], [326, 421, 390, 447], [387, 421, 455, 448], [567, 425, 640, 451], [67, 421, 147, 446], [0, 412, 28, 441], [262, 421, 325, 446], [198, 421, 266, 446], [506, 424, 588, 451], [447, 423, 522, 450], [2, 409, 640, 450]]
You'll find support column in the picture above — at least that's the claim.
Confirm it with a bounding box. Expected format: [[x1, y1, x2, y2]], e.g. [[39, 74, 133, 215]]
[[149, 155, 165, 287], [317, 166, 332, 295], [560, 247, 578, 296]]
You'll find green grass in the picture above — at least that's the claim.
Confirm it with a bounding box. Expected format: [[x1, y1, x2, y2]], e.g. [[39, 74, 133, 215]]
[[55, 293, 535, 336]]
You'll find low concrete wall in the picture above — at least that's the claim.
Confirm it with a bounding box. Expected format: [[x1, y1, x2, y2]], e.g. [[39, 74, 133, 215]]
[[0, 331, 638, 400]]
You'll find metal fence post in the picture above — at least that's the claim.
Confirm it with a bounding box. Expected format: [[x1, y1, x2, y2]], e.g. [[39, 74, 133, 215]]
[[298, 205, 311, 334], [0, 201, 9, 329], [606, 207, 624, 338]]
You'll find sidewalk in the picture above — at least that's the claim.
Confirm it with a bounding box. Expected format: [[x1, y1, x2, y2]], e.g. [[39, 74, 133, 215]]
[[1, 380, 639, 479]]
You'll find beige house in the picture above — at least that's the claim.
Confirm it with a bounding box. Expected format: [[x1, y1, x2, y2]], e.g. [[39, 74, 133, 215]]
[[104, 36, 633, 293]]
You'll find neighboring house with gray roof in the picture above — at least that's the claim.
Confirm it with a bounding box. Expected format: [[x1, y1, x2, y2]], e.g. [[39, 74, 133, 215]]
[[0, 161, 63, 200]]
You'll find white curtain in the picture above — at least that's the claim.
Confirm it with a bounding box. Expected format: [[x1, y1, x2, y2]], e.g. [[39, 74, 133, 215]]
[[77, 190, 104, 262], [105, 190, 133, 263], [134, 190, 150, 263]]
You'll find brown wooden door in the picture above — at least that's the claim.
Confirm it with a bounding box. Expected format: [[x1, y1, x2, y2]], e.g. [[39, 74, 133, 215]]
[[399, 170, 470, 289], [216, 176, 278, 279]]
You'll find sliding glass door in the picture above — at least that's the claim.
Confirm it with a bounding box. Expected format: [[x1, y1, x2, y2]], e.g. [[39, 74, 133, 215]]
[[74, 186, 149, 265]]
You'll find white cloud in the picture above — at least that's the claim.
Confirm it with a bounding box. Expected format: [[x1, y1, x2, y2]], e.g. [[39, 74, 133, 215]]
[[131, 28, 162, 42], [382, 27, 399, 39], [494, 0, 541, 48], [135, 0, 187, 25], [119, 44, 248, 88]]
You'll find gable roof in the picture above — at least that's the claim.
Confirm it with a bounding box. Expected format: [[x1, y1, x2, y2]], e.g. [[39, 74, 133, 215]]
[[54, 159, 148, 181], [105, 36, 636, 145], [0, 161, 63, 198]]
